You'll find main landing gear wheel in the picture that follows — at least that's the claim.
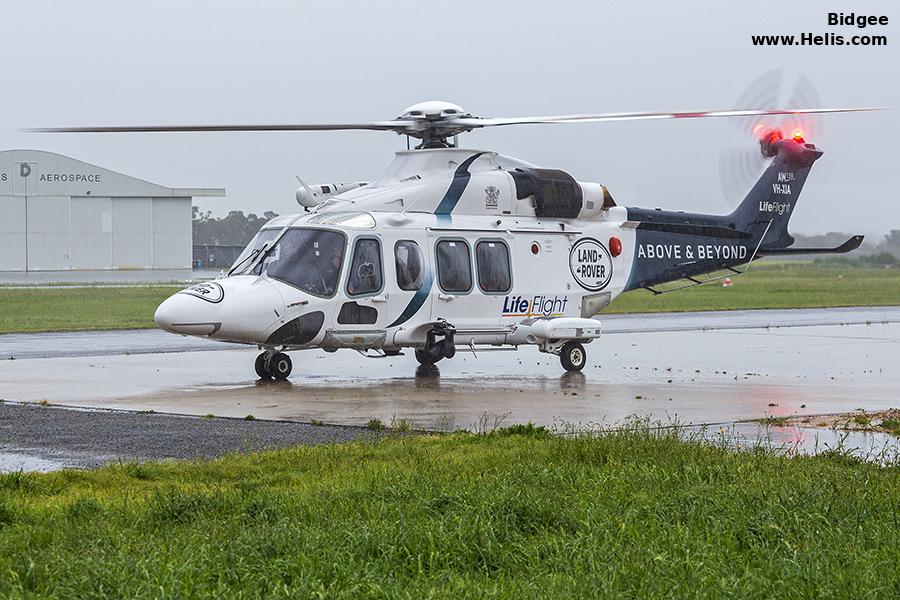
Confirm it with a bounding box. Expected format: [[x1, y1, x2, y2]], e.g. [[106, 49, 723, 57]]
[[255, 352, 293, 380], [560, 341, 586, 372], [414, 349, 441, 366]]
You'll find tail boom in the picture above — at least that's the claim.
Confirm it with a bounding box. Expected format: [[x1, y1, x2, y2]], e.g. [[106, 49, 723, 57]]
[[622, 136, 863, 291]]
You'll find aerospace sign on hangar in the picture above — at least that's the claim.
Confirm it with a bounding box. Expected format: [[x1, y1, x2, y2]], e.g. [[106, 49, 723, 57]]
[[0, 149, 223, 272]]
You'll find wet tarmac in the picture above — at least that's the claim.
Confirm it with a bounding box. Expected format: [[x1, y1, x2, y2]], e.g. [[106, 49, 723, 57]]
[[0, 402, 386, 472], [3, 305, 896, 360], [1, 306, 898, 466]]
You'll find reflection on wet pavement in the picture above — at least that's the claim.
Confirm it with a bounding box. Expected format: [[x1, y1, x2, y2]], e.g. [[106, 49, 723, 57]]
[[1, 317, 896, 442]]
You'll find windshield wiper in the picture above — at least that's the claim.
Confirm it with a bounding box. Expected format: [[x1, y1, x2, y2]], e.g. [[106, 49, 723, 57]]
[[227, 214, 306, 277], [227, 244, 265, 276]]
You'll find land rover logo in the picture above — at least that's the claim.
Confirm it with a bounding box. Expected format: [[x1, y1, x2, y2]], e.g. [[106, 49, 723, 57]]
[[179, 281, 224, 303], [569, 238, 613, 291]]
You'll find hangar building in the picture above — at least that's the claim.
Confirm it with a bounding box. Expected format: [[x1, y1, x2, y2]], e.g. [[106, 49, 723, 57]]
[[0, 149, 223, 272]]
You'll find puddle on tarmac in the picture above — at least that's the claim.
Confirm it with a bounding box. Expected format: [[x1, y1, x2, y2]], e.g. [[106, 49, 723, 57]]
[[0, 451, 71, 473], [704, 422, 900, 463]]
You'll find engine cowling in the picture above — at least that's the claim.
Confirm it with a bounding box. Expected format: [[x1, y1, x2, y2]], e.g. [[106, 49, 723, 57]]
[[510, 167, 616, 219]]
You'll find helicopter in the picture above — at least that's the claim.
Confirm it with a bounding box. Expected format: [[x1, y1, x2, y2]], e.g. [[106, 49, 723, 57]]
[[34, 100, 874, 378]]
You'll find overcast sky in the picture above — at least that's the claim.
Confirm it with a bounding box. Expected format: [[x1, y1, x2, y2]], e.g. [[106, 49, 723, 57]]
[[1, 0, 897, 237]]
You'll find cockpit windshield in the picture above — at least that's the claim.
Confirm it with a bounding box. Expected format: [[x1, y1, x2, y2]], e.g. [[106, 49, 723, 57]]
[[252, 228, 346, 297]]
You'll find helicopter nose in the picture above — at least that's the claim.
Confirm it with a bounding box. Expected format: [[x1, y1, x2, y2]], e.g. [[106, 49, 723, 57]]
[[155, 278, 288, 341], [153, 298, 174, 330], [154, 281, 226, 336], [154, 292, 223, 337]]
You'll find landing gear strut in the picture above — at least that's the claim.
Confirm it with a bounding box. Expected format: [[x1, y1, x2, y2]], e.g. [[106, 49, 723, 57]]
[[255, 351, 292, 380], [415, 320, 456, 366]]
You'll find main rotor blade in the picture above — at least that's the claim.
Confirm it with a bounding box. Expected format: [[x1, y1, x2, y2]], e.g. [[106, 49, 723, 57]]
[[455, 106, 881, 128], [24, 106, 883, 139], [24, 121, 409, 133]]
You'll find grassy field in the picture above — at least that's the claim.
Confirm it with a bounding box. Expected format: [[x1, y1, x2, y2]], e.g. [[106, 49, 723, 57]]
[[0, 426, 897, 598], [605, 262, 900, 313], [0, 286, 181, 333], [0, 263, 898, 334]]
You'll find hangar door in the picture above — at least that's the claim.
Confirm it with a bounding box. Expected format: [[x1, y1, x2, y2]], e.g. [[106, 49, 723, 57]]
[[0, 196, 26, 271], [112, 197, 152, 268], [26, 196, 71, 270], [71, 197, 113, 269], [152, 197, 191, 268]]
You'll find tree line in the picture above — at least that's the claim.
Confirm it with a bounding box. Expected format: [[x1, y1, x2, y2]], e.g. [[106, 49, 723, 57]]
[[192, 207, 278, 247]]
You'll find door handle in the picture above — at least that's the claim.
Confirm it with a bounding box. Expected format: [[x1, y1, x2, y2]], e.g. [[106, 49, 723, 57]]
[[438, 293, 455, 302], [363, 295, 388, 303]]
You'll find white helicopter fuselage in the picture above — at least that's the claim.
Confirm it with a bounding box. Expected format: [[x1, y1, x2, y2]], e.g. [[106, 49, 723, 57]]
[[154, 135, 848, 376], [155, 149, 633, 367]]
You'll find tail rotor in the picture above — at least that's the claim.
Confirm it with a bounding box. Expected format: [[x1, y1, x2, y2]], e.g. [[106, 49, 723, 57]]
[[718, 69, 826, 210]]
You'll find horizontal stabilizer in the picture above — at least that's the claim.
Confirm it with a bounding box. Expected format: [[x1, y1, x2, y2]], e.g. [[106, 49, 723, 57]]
[[758, 235, 864, 256]]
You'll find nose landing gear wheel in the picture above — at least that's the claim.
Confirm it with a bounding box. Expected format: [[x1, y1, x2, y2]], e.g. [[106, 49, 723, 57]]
[[254, 353, 270, 379], [270, 352, 293, 380], [560, 341, 586, 372], [255, 352, 293, 380]]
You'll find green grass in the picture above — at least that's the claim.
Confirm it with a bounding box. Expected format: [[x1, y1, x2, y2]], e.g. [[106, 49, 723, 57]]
[[605, 262, 900, 314], [881, 418, 900, 434], [0, 286, 181, 333], [0, 428, 898, 598], [757, 415, 789, 427], [0, 263, 898, 334]]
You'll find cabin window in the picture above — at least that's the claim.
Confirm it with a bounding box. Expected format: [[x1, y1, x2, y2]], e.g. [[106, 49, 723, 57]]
[[337, 301, 378, 325], [475, 240, 512, 293], [436, 240, 472, 293], [257, 228, 345, 297], [347, 238, 383, 297], [394, 240, 424, 291]]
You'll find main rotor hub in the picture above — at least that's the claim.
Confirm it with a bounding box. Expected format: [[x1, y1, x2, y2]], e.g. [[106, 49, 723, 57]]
[[399, 101, 469, 121], [395, 100, 477, 148]]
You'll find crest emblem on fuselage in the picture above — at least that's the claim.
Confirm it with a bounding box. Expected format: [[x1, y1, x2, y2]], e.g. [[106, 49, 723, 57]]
[[484, 185, 500, 208], [569, 238, 613, 291]]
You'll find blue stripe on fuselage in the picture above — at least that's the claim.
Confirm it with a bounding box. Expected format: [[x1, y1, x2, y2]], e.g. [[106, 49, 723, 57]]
[[388, 269, 434, 328], [433, 152, 486, 217]]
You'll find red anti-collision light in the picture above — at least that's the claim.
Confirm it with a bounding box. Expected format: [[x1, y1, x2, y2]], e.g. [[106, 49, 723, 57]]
[[792, 129, 805, 143], [762, 129, 783, 144], [609, 236, 623, 257]]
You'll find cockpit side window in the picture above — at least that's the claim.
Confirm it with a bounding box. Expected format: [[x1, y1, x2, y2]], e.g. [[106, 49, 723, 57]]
[[394, 240, 424, 291], [347, 238, 383, 297], [259, 228, 346, 297], [436, 239, 472, 293]]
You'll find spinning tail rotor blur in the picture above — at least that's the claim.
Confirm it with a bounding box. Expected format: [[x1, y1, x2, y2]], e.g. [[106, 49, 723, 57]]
[[718, 69, 829, 210]]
